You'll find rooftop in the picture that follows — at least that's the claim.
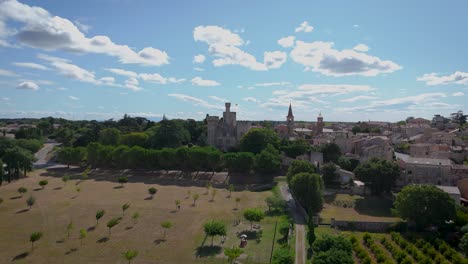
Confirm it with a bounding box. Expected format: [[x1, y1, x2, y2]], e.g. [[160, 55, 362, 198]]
[[436, 185, 461, 195], [403, 157, 452, 166]]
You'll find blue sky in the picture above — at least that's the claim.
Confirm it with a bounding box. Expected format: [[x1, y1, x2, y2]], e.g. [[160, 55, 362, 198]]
[[0, 0, 466, 122]]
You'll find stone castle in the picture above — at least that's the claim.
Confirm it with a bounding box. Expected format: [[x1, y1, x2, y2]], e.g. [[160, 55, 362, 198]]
[[207, 103, 252, 150]]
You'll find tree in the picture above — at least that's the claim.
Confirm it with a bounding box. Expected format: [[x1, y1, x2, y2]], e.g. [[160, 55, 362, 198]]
[[82, 166, 90, 180], [0, 159, 3, 186], [243, 208, 265, 230], [307, 217, 316, 248], [39, 180, 48, 189], [18, 186, 28, 197], [289, 173, 323, 215], [235, 197, 241, 210], [265, 195, 286, 213], [321, 163, 340, 188], [30, 232, 43, 250], [62, 175, 70, 186], [122, 203, 130, 216], [228, 184, 234, 198], [15, 139, 42, 153], [192, 193, 199, 206], [204, 220, 227, 245], [319, 143, 341, 163], [272, 247, 294, 264], [354, 158, 400, 195], [286, 160, 316, 183], [394, 185, 456, 228], [132, 212, 140, 225], [118, 176, 128, 187], [282, 139, 309, 158], [211, 188, 217, 201], [175, 200, 181, 210], [147, 119, 190, 149], [79, 229, 87, 246], [57, 147, 86, 168], [122, 250, 138, 264], [26, 195, 35, 209], [459, 233, 468, 255], [254, 144, 281, 175], [451, 110, 467, 126], [120, 132, 149, 147], [224, 247, 243, 264], [312, 248, 353, 264], [99, 128, 121, 146], [239, 128, 280, 154], [205, 182, 212, 195], [96, 210, 105, 225], [67, 221, 74, 239], [148, 187, 157, 198], [222, 152, 254, 173], [3, 146, 35, 180], [107, 218, 120, 236], [312, 235, 353, 264], [161, 221, 172, 238]]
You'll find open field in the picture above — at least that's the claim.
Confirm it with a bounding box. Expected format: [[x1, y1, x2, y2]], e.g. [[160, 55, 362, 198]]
[[0, 168, 276, 264], [320, 193, 400, 224]]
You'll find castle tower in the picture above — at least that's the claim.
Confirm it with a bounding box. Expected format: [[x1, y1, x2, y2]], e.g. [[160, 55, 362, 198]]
[[316, 112, 324, 134], [287, 103, 294, 136]]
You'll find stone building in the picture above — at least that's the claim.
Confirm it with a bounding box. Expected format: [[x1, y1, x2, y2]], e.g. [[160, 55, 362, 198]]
[[206, 102, 251, 150], [353, 136, 393, 162], [397, 156, 454, 185]]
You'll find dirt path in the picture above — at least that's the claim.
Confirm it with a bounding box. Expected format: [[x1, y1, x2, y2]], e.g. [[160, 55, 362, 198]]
[[33, 142, 61, 168], [279, 182, 306, 264]]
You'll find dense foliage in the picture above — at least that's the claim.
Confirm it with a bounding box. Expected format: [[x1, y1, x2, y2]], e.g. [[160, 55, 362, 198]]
[[239, 128, 280, 154], [286, 159, 316, 183], [312, 235, 353, 264], [289, 172, 323, 215], [354, 158, 400, 195]]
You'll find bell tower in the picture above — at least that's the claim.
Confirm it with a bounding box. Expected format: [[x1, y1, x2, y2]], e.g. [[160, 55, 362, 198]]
[[316, 112, 323, 134], [287, 103, 294, 136]]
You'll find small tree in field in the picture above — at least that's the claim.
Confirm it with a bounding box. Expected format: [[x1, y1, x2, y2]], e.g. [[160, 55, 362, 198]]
[[122, 250, 138, 264], [122, 203, 130, 216], [148, 187, 157, 199], [192, 193, 199, 206], [79, 229, 87, 246], [161, 221, 172, 238], [62, 175, 70, 186], [118, 176, 128, 187], [26, 196, 35, 209], [204, 220, 227, 245], [75, 186, 81, 194], [224, 246, 243, 264], [211, 188, 217, 201], [132, 212, 140, 225], [82, 166, 90, 180], [39, 180, 48, 189], [228, 184, 234, 198], [67, 221, 74, 239], [107, 218, 120, 236], [30, 232, 43, 250], [96, 210, 105, 225], [18, 187, 27, 197], [175, 200, 181, 210], [187, 190, 191, 198], [205, 182, 212, 195], [235, 197, 241, 210], [243, 208, 265, 230]]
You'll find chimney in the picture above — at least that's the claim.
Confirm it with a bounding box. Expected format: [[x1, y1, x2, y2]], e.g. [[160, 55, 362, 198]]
[[225, 102, 231, 113]]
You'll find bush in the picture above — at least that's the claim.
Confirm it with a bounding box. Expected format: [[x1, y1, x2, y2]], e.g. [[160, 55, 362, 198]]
[[272, 247, 294, 264]]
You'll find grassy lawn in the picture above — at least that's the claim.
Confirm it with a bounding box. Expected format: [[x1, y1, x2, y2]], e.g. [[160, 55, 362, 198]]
[[320, 193, 399, 224], [0, 168, 275, 264]]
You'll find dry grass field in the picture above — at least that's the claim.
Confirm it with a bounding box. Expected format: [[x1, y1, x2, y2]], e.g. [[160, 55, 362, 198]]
[[0, 168, 275, 264]]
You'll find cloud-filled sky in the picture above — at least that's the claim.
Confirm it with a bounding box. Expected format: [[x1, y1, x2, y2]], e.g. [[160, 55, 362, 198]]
[[0, 0, 466, 121]]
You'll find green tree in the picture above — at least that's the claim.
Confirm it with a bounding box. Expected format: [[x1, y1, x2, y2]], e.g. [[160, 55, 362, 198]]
[[15, 139, 42, 153], [289, 173, 323, 215], [3, 146, 35, 180], [30, 232, 43, 250], [265, 195, 286, 213], [122, 250, 138, 264], [210, 188, 217, 201], [161, 221, 172, 238], [321, 163, 340, 188], [118, 176, 128, 187], [282, 139, 309, 158], [243, 208, 265, 230], [148, 187, 157, 198], [62, 175, 70, 186], [67, 221, 74, 239], [26, 195, 35, 209], [57, 147, 86, 168], [394, 185, 456, 227], [239, 128, 280, 154], [99, 128, 121, 146], [192, 193, 199, 206], [175, 200, 181, 210], [272, 247, 294, 264], [286, 160, 316, 183], [147, 119, 190, 149], [204, 220, 227, 245], [222, 152, 255, 173], [18, 186, 28, 197], [224, 247, 244, 264], [235, 197, 241, 210], [319, 143, 341, 163], [354, 158, 399, 195], [254, 144, 281, 175], [307, 217, 316, 248], [79, 229, 87, 246], [39, 180, 48, 189], [312, 235, 353, 264], [122, 203, 130, 216], [96, 210, 105, 225], [132, 212, 140, 225], [312, 248, 353, 264], [228, 184, 234, 198], [459, 232, 468, 255], [107, 218, 120, 236], [120, 132, 149, 147]]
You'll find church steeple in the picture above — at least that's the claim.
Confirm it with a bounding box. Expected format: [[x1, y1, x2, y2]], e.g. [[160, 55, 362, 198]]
[[286, 103, 294, 137], [287, 103, 294, 118]]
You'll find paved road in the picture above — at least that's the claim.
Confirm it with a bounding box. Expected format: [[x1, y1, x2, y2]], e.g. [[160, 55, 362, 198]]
[[279, 182, 306, 264], [33, 142, 61, 168]]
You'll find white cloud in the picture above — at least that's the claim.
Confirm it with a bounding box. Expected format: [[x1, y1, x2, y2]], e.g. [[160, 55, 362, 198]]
[[452, 92, 464, 97], [57, 87, 67, 90], [0, 68, 17, 77], [0, 0, 169, 66], [297, 84, 375, 95], [290, 40, 401, 76], [16, 81, 39, 90], [74, 20, 91, 33], [353, 44, 369, 52], [209, 96, 228, 102], [124, 77, 142, 91], [193, 54, 206, 63], [278, 36, 295, 48], [194, 25, 286, 71], [295, 21, 314, 33], [255, 82, 291, 87], [168, 93, 223, 110], [353, 24, 360, 28], [2, 97, 11, 101], [243, 97, 259, 103], [105, 68, 138, 78], [193, 67, 205, 71], [417, 71, 468, 85], [105, 68, 185, 85], [191, 76, 220, 87], [12, 62, 49, 70], [340, 95, 378, 102], [68, 95, 79, 100]]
